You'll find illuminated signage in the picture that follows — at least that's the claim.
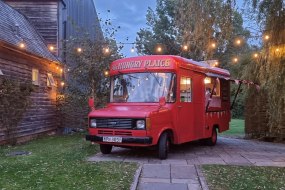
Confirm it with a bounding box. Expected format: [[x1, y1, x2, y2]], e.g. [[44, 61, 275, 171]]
[[112, 59, 171, 71]]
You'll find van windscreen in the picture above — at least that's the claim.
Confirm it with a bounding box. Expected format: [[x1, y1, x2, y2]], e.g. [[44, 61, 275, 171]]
[[111, 72, 176, 103]]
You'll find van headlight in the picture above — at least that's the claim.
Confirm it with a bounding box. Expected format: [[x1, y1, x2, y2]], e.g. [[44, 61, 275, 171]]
[[136, 120, 145, 129], [90, 119, 97, 128]]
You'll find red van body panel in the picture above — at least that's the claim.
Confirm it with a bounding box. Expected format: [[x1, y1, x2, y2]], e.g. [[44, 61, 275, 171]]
[[86, 55, 231, 148]]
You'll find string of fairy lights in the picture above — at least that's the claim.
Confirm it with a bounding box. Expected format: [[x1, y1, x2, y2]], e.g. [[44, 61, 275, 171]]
[[14, 33, 283, 88], [17, 33, 282, 70]]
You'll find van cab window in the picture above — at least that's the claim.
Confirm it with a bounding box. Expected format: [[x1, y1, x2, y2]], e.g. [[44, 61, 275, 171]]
[[111, 72, 176, 103]]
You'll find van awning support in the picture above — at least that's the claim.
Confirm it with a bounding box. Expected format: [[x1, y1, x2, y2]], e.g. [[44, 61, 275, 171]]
[[229, 79, 260, 110], [203, 74, 260, 111], [230, 81, 242, 110]]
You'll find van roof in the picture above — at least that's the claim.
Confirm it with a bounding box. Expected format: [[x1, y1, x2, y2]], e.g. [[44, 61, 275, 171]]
[[112, 55, 230, 77], [174, 56, 230, 77]]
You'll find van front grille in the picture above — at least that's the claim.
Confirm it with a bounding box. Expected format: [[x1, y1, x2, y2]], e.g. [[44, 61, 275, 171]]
[[96, 118, 134, 129]]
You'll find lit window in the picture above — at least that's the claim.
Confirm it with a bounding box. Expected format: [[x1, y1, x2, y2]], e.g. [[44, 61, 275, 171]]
[[204, 77, 211, 84], [0, 69, 4, 76], [32, 68, 39, 85], [180, 76, 192, 102], [47, 73, 56, 87], [205, 77, 220, 97]]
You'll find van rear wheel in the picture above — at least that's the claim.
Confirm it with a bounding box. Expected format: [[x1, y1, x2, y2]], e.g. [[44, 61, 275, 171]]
[[100, 144, 113, 154], [158, 132, 170, 160], [205, 128, 217, 146]]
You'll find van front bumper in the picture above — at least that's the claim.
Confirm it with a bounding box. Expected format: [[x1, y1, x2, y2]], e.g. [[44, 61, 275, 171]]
[[86, 135, 152, 144]]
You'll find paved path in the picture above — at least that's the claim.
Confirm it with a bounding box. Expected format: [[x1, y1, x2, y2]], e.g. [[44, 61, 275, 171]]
[[87, 137, 285, 190]]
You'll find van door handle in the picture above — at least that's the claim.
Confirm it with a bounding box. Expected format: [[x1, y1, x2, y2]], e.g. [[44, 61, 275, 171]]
[[178, 106, 182, 108]]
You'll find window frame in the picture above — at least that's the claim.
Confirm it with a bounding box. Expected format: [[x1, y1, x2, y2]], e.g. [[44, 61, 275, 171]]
[[32, 68, 39, 86], [180, 76, 192, 103], [47, 72, 56, 87]]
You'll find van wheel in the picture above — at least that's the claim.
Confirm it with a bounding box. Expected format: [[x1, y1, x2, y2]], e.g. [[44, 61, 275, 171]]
[[100, 144, 113, 154], [158, 132, 170, 160], [205, 128, 217, 146]]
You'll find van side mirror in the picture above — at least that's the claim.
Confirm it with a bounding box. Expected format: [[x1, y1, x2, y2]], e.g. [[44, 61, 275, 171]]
[[159, 97, 166, 107], [88, 97, 95, 110]]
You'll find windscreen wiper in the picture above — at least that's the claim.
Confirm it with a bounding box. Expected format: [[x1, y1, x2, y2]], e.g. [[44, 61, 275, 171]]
[[145, 69, 161, 86]]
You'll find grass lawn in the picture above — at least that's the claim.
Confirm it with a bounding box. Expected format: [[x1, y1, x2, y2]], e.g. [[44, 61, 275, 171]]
[[220, 119, 245, 137], [202, 165, 285, 190], [0, 133, 138, 190]]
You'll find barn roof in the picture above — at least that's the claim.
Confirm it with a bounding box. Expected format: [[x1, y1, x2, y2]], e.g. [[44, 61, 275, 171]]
[[0, 1, 60, 63]]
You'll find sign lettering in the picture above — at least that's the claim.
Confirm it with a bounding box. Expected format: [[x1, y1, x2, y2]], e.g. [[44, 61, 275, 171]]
[[112, 59, 171, 71]]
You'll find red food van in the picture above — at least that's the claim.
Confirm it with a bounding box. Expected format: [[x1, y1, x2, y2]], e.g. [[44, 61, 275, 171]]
[[86, 55, 231, 159]]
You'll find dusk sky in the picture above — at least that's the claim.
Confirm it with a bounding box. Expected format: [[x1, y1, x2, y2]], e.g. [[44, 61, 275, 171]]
[[94, 0, 156, 57], [94, 0, 249, 57]]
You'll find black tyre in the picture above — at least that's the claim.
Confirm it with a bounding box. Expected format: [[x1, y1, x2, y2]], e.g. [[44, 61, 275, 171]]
[[100, 144, 113, 154], [158, 132, 170, 160], [205, 128, 217, 146]]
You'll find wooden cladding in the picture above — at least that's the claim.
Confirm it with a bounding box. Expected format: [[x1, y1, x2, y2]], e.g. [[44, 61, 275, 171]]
[[0, 46, 61, 144]]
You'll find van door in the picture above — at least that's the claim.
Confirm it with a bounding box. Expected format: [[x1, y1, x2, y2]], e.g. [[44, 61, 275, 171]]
[[193, 74, 205, 139], [177, 72, 194, 143]]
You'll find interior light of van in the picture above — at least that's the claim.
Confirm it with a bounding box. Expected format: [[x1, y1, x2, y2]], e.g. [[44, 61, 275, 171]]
[[90, 119, 97, 128], [181, 79, 191, 85], [136, 120, 145, 129], [204, 77, 211, 84]]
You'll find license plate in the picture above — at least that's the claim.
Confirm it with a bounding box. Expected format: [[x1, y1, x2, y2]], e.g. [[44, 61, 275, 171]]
[[102, 136, 122, 143]]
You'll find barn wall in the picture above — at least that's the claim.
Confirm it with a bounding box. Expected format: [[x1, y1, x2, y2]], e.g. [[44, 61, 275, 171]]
[[65, 0, 103, 41], [0, 45, 62, 144]]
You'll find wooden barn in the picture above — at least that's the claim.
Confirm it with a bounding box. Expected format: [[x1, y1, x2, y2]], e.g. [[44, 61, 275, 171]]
[[0, 0, 103, 143], [4, 0, 104, 130], [4, 0, 104, 60], [0, 1, 63, 144]]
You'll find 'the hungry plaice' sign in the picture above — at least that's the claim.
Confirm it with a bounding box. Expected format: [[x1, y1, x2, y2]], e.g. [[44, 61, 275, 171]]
[[112, 59, 171, 71]]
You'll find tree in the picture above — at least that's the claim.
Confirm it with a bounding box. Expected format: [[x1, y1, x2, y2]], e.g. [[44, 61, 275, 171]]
[[251, 0, 285, 44], [243, 0, 285, 140], [136, 0, 181, 55], [175, 0, 235, 60], [136, 0, 241, 60], [57, 18, 123, 129], [215, 11, 251, 70], [64, 37, 121, 105]]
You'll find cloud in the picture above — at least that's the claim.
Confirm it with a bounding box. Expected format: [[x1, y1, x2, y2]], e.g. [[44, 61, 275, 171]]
[[94, 0, 156, 56]]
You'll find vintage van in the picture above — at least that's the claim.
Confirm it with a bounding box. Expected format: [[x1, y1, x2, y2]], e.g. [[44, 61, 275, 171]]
[[86, 55, 231, 159]]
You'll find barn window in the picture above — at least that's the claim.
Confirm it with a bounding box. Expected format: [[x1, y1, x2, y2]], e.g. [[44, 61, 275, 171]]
[[47, 73, 56, 87], [32, 68, 39, 85]]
